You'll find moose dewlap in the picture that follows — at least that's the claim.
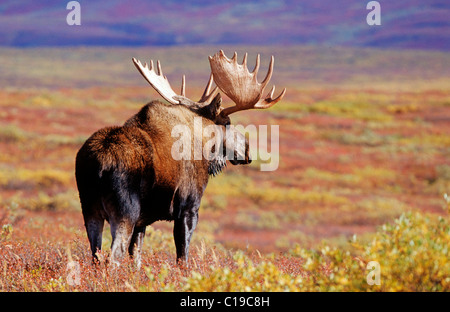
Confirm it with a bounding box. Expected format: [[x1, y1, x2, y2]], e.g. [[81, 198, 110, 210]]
[[75, 50, 286, 267]]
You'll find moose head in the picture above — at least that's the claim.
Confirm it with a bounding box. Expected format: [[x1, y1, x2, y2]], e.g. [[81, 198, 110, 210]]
[[132, 50, 286, 169]]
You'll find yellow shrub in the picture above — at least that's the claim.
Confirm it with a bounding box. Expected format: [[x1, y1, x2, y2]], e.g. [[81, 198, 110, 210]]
[[291, 211, 449, 291], [183, 210, 449, 292], [184, 252, 304, 291]]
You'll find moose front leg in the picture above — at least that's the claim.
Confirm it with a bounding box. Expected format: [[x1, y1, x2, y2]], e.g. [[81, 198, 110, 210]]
[[173, 209, 198, 264]]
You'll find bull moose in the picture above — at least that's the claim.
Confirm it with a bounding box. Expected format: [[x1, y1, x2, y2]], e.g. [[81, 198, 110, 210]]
[[75, 50, 286, 267]]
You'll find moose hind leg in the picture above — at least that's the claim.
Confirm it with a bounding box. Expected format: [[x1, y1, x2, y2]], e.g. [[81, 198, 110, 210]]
[[85, 217, 104, 261], [129, 226, 146, 269], [173, 210, 198, 264], [81, 198, 105, 262], [102, 170, 141, 267], [110, 219, 135, 266]]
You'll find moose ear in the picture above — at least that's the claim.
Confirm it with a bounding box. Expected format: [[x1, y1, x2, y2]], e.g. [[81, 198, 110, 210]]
[[206, 93, 222, 117]]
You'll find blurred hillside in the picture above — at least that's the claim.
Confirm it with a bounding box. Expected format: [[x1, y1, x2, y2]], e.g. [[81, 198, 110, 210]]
[[0, 0, 449, 50], [1, 45, 449, 90]]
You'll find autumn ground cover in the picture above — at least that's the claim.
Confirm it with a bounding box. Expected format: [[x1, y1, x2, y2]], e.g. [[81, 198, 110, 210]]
[[0, 46, 449, 291]]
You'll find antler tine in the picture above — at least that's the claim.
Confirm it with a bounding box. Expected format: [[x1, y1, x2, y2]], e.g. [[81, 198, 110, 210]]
[[255, 85, 287, 109], [157, 60, 162, 75], [252, 54, 260, 76], [201, 74, 213, 99], [260, 55, 274, 88], [231, 51, 238, 63], [181, 75, 186, 97], [198, 73, 219, 104], [242, 53, 248, 68]]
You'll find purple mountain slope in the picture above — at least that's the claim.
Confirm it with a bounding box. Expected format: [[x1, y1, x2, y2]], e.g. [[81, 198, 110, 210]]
[[0, 0, 449, 50]]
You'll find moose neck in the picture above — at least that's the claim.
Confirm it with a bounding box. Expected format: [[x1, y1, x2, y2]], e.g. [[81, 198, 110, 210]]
[[208, 154, 227, 177]]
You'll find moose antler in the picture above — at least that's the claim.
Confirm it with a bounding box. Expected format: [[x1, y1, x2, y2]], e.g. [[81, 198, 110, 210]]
[[208, 50, 286, 116], [132, 57, 218, 105]]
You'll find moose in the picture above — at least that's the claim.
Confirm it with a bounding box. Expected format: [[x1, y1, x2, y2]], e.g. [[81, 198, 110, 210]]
[[75, 50, 286, 267]]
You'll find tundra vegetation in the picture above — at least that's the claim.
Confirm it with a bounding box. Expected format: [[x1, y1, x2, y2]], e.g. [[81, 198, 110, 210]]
[[0, 46, 449, 291]]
